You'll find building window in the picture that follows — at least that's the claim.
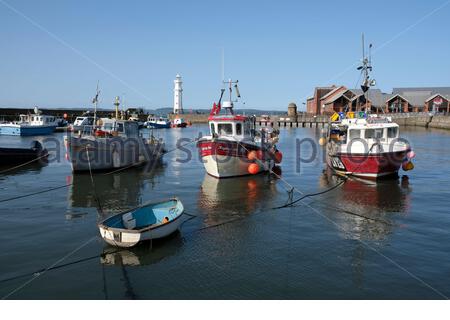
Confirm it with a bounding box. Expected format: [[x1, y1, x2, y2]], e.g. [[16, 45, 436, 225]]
[[218, 123, 233, 136]]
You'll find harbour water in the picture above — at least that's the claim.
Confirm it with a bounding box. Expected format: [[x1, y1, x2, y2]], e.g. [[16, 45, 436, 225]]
[[1, 125, 450, 299]]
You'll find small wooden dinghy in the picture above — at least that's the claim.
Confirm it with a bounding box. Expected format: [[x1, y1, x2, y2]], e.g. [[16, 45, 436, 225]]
[[98, 197, 184, 248]]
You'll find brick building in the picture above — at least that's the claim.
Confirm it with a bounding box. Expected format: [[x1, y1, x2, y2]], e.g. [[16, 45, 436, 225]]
[[306, 86, 450, 115]]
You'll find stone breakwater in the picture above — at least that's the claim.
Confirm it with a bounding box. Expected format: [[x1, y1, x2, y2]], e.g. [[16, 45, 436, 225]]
[[392, 115, 450, 130], [168, 114, 209, 123]]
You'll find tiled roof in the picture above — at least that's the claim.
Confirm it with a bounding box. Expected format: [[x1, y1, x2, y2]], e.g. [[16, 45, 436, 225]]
[[350, 89, 391, 108], [320, 86, 346, 101], [393, 87, 450, 106]]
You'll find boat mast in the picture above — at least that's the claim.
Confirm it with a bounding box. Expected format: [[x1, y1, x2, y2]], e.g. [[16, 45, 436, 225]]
[[358, 33, 375, 114], [222, 79, 240, 115], [92, 81, 100, 127]]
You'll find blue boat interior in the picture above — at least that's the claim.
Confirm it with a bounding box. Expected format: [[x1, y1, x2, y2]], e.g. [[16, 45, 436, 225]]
[[103, 199, 180, 230]]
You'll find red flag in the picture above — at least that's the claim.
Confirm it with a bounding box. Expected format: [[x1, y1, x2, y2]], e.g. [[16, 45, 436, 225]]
[[210, 102, 221, 116]]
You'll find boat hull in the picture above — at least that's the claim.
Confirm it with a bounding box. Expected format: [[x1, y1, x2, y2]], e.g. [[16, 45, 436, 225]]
[[146, 122, 171, 129], [0, 145, 48, 165], [326, 150, 409, 179], [98, 198, 184, 248], [65, 136, 165, 172], [99, 217, 182, 247], [197, 139, 273, 178], [0, 124, 56, 136]]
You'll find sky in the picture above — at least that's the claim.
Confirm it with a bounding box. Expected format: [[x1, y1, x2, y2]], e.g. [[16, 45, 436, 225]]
[[0, 0, 449, 111]]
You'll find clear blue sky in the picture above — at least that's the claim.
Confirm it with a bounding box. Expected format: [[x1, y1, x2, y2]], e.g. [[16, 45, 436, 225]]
[[1, 0, 449, 111]]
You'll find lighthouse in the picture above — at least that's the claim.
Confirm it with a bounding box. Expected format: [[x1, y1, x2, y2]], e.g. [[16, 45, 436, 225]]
[[173, 74, 183, 114]]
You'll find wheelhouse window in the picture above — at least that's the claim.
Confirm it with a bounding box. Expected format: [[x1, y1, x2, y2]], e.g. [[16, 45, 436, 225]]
[[210, 123, 216, 135], [117, 123, 124, 132], [365, 128, 384, 139], [349, 129, 361, 140], [217, 123, 233, 136], [244, 121, 251, 136], [103, 123, 113, 130], [236, 123, 242, 135], [387, 127, 398, 138]]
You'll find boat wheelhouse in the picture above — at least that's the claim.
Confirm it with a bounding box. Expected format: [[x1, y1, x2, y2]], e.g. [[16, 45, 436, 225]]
[[71, 115, 95, 133]]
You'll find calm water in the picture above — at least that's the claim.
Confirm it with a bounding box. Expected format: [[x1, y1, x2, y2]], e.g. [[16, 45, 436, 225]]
[[0, 125, 450, 299]]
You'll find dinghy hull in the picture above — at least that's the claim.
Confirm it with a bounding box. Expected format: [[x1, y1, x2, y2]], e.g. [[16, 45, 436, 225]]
[[98, 198, 184, 247]]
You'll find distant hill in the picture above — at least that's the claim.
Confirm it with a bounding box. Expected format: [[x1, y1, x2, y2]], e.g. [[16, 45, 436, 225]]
[[0, 105, 287, 116]]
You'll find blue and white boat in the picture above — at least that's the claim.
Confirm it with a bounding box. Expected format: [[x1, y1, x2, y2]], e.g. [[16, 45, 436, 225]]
[[0, 108, 58, 136], [145, 116, 171, 129], [98, 197, 184, 247]]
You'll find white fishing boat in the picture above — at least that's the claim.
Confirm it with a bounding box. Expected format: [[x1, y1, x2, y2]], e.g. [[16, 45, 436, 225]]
[[98, 197, 184, 248], [197, 80, 282, 178], [0, 107, 58, 136]]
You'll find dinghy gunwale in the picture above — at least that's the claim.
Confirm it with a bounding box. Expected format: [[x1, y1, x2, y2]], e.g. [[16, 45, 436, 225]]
[[98, 197, 184, 234]]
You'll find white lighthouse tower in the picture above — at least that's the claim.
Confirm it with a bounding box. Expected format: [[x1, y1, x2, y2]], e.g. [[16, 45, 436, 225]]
[[173, 74, 183, 114]]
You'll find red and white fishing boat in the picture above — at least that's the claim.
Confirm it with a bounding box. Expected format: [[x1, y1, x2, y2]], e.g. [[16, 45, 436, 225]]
[[324, 37, 415, 179], [197, 80, 282, 178]]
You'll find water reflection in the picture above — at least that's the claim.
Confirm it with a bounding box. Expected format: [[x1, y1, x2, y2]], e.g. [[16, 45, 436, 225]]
[[198, 173, 279, 226], [0, 161, 48, 177], [100, 231, 183, 267], [318, 168, 412, 241], [66, 162, 165, 214]]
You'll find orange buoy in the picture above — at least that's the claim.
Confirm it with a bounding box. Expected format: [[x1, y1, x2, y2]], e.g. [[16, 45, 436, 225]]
[[247, 150, 257, 161], [274, 151, 283, 164], [248, 163, 259, 175]]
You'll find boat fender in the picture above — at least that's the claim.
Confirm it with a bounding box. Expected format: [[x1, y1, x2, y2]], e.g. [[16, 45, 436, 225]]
[[247, 150, 257, 161], [402, 161, 414, 171], [407, 150, 416, 159], [319, 137, 326, 146], [274, 150, 283, 164], [256, 150, 264, 160]]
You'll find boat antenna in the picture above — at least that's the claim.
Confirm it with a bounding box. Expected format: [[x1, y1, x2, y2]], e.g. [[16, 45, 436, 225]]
[[357, 33, 375, 114], [221, 47, 225, 82], [218, 88, 225, 105], [92, 81, 100, 127]]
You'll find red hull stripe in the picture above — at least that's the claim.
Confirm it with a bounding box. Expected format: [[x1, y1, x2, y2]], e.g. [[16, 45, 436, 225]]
[[197, 140, 260, 158]]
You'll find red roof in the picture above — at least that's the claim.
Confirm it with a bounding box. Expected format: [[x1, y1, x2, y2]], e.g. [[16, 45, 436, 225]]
[[208, 115, 248, 121]]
